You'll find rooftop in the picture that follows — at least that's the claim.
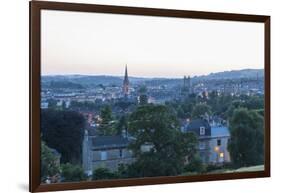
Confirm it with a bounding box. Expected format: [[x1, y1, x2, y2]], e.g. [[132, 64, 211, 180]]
[[92, 135, 130, 150], [211, 126, 230, 138]]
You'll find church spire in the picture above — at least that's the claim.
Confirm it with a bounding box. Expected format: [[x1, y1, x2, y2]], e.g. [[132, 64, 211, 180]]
[[123, 65, 129, 97]]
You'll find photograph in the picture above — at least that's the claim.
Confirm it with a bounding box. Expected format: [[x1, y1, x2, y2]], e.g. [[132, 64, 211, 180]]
[[39, 9, 266, 184]]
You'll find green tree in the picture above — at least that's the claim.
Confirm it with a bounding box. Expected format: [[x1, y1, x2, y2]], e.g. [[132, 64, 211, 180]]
[[244, 96, 264, 110], [41, 109, 85, 164], [191, 103, 211, 119], [92, 167, 118, 180], [98, 105, 116, 135], [228, 108, 264, 167], [128, 104, 198, 177], [184, 154, 205, 173], [226, 100, 245, 118], [41, 141, 60, 182], [61, 163, 86, 182], [116, 115, 128, 135]]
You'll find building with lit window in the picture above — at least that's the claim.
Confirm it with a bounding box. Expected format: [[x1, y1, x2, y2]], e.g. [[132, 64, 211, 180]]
[[186, 119, 231, 164]]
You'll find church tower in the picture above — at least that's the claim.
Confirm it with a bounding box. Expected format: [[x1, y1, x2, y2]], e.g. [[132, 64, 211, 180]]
[[123, 65, 129, 97], [182, 75, 192, 95]]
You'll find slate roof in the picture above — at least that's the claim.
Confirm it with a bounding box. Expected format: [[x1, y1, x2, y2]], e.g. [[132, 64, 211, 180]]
[[92, 135, 130, 150], [187, 119, 210, 130]]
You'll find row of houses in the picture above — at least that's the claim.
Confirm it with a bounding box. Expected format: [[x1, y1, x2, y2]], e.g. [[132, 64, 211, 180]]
[[82, 118, 231, 175]]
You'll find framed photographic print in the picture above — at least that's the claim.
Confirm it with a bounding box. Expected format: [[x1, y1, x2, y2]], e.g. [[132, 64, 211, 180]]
[[30, 1, 270, 192]]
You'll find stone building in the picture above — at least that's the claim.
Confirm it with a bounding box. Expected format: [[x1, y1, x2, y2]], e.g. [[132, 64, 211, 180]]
[[186, 119, 231, 164], [82, 130, 134, 175]]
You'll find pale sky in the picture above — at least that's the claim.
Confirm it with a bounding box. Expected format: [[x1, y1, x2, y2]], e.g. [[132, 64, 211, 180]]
[[41, 10, 264, 78]]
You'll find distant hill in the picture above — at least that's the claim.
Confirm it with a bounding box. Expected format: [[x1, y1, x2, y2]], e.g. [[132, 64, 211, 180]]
[[196, 69, 264, 80], [42, 69, 264, 88]]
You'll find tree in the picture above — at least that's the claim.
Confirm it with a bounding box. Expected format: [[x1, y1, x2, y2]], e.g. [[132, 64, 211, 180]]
[[226, 100, 244, 118], [128, 104, 199, 177], [244, 96, 264, 110], [98, 105, 116, 135], [61, 163, 86, 182], [41, 109, 85, 164], [116, 115, 128, 135], [92, 167, 118, 180], [184, 154, 205, 173], [41, 141, 60, 182], [191, 103, 211, 119], [228, 108, 264, 167]]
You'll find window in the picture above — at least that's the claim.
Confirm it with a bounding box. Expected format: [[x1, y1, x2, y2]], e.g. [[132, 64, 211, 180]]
[[100, 151, 107, 160], [119, 149, 123, 158], [199, 142, 205, 150], [199, 126, 205, 135], [217, 139, 221, 146], [219, 152, 224, 163]]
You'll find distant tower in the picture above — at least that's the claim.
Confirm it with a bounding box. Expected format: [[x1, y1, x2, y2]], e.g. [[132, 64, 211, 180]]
[[123, 65, 130, 97], [183, 76, 187, 88], [187, 76, 191, 93], [182, 75, 192, 95]]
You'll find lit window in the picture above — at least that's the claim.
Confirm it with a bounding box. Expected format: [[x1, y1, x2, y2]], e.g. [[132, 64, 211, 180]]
[[101, 151, 107, 160], [199, 126, 205, 135], [214, 146, 219, 152], [219, 152, 224, 158]]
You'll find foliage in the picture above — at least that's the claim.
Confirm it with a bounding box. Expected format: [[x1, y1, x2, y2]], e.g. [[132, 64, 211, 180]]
[[191, 103, 211, 119], [61, 163, 86, 182], [205, 163, 234, 172], [92, 167, 118, 180], [41, 141, 61, 181], [128, 104, 199, 177], [69, 100, 102, 112], [244, 95, 264, 110], [41, 109, 85, 164], [98, 105, 116, 135], [228, 108, 264, 167], [184, 154, 205, 173], [116, 115, 128, 135]]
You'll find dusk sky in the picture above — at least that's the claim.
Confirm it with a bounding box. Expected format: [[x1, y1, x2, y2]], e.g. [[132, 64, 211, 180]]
[[41, 10, 264, 78]]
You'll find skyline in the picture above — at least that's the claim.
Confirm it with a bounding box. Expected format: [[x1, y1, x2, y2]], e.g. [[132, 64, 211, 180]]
[[41, 10, 264, 78], [41, 66, 264, 79]]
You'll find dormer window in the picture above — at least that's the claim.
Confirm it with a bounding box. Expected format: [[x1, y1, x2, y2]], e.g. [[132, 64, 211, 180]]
[[199, 126, 205, 135]]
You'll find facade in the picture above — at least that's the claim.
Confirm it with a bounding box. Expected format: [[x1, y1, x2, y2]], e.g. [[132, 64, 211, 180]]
[[186, 119, 231, 164], [82, 130, 134, 175]]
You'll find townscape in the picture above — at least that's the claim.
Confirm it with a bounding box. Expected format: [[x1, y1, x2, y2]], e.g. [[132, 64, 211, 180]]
[[40, 66, 265, 183]]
